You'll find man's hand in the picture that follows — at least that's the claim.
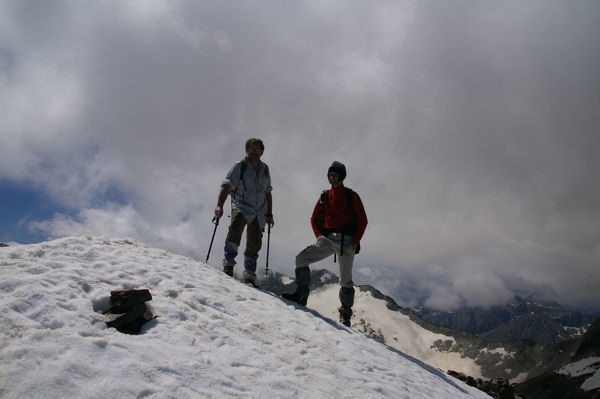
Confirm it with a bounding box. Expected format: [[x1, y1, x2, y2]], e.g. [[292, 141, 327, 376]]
[[266, 215, 275, 228], [215, 185, 231, 220]]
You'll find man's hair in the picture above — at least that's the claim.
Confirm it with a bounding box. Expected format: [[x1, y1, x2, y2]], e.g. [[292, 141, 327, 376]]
[[246, 138, 265, 151]]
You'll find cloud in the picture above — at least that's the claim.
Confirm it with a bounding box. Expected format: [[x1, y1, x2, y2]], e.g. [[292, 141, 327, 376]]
[[2, 0, 599, 312]]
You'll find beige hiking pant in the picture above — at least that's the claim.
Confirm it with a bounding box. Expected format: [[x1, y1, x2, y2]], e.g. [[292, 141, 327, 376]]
[[295, 235, 355, 288]]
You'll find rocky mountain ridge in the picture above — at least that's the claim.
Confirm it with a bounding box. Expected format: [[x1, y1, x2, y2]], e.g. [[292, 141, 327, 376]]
[[414, 295, 593, 345], [513, 317, 600, 398]]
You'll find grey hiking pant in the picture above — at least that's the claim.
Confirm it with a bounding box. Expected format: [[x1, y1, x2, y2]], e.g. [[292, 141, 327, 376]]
[[296, 235, 355, 288]]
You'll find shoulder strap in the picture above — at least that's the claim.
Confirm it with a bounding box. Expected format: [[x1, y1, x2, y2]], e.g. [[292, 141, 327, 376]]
[[231, 160, 248, 199], [240, 160, 247, 184], [319, 189, 328, 216], [320, 189, 329, 202], [344, 188, 354, 216]]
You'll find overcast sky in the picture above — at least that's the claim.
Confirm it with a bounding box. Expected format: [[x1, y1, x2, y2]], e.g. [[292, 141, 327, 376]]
[[2, 0, 599, 313]]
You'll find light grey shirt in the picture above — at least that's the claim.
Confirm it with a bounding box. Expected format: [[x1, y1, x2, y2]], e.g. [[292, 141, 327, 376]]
[[222, 158, 272, 229]]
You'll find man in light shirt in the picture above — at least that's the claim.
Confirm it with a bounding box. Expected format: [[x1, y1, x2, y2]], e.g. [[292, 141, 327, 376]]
[[214, 138, 274, 285]]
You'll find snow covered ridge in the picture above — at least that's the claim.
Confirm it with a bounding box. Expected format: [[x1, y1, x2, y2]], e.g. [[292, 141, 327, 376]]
[[306, 282, 580, 385], [0, 236, 489, 399], [309, 285, 486, 378]]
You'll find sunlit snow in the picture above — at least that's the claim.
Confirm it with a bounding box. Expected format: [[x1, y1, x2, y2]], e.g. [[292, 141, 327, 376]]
[[0, 236, 490, 398]]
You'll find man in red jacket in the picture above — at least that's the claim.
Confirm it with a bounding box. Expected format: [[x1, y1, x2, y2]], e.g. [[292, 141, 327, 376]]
[[283, 161, 368, 327]]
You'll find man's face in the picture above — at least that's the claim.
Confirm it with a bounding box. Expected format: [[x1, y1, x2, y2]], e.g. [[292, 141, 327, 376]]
[[327, 172, 340, 186], [246, 143, 264, 160]]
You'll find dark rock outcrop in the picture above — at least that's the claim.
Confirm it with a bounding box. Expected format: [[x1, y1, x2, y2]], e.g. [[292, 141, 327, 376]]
[[104, 289, 154, 334]]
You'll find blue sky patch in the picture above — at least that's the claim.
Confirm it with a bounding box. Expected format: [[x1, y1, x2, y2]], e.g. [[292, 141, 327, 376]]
[[0, 180, 68, 244]]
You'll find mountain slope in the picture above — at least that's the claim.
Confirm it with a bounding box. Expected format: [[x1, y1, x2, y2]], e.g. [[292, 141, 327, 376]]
[[308, 283, 485, 377], [260, 267, 569, 382], [0, 236, 489, 398], [415, 296, 593, 345], [304, 283, 581, 383], [259, 264, 600, 397], [514, 317, 600, 398]]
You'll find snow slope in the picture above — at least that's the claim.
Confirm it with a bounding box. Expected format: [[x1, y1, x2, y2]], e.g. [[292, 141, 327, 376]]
[[309, 285, 484, 378], [0, 236, 489, 398]]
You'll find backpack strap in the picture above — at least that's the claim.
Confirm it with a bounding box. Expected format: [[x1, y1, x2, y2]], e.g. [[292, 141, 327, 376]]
[[231, 160, 248, 200], [344, 188, 353, 215], [345, 188, 361, 254], [340, 188, 353, 256], [320, 189, 328, 214]]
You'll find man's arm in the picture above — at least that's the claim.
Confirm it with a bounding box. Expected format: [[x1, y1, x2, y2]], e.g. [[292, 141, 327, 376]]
[[215, 184, 232, 219], [352, 192, 368, 245], [310, 200, 322, 238]]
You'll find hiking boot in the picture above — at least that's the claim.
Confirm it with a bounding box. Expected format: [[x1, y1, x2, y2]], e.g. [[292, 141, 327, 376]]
[[282, 291, 308, 306], [338, 307, 352, 327], [242, 270, 258, 287], [339, 315, 351, 327], [223, 263, 234, 277]]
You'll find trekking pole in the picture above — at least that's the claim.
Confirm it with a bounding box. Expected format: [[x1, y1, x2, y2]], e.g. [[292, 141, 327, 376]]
[[206, 216, 220, 263], [265, 223, 271, 275]]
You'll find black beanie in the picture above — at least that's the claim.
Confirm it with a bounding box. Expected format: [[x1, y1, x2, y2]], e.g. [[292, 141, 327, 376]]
[[328, 161, 346, 180]]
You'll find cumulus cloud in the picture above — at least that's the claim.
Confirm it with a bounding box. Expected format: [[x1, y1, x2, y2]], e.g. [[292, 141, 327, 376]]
[[2, 0, 599, 311]]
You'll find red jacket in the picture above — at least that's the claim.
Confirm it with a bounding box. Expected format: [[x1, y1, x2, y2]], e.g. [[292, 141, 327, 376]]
[[310, 185, 368, 245]]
